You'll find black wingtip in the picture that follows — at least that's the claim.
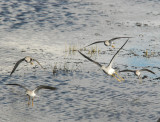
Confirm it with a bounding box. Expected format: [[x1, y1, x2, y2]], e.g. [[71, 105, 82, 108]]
[[10, 72, 13, 76], [52, 87, 58, 90], [78, 50, 82, 55], [151, 71, 156, 74]]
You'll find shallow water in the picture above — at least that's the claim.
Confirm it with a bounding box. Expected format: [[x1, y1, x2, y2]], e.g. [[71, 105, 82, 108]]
[[0, 0, 160, 122]]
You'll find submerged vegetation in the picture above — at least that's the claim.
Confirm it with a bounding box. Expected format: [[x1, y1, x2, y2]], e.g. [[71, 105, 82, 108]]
[[53, 43, 102, 75], [52, 61, 83, 76]]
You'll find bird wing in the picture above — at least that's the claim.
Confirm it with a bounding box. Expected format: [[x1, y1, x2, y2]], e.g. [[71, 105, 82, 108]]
[[140, 69, 155, 74], [34, 85, 57, 93], [5, 83, 28, 91], [10, 58, 25, 76], [108, 38, 129, 67], [32, 58, 44, 69], [84, 41, 105, 48], [119, 69, 135, 73], [78, 50, 102, 67], [109, 37, 132, 43]]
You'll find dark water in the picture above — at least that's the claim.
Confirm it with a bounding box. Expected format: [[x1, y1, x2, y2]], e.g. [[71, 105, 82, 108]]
[[0, 0, 160, 122]]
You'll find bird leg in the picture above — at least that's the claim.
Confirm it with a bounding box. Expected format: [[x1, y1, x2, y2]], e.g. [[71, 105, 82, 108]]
[[112, 74, 121, 82], [138, 75, 142, 84], [28, 96, 30, 105], [115, 71, 124, 81], [28, 96, 30, 106], [32, 98, 34, 107]]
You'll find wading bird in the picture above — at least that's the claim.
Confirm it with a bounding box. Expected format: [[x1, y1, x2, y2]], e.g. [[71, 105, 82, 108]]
[[78, 38, 130, 82], [6, 83, 57, 107], [84, 37, 132, 48], [10, 56, 44, 76]]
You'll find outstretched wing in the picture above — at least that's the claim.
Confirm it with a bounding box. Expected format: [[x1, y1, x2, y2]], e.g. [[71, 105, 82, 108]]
[[32, 58, 44, 69], [84, 41, 105, 48], [119, 69, 135, 73], [140, 69, 155, 74], [5, 83, 28, 91], [108, 38, 129, 67], [10, 58, 25, 76], [34, 85, 57, 93], [78, 50, 102, 67], [109, 37, 132, 43]]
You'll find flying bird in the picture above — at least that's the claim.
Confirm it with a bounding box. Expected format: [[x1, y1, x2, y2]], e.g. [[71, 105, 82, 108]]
[[10, 56, 44, 76], [119, 68, 155, 80], [6, 83, 57, 107], [78, 38, 130, 82], [84, 37, 132, 48]]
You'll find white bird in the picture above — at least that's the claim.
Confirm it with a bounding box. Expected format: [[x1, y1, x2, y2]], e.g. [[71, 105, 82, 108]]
[[6, 83, 57, 107], [84, 37, 132, 48], [10, 56, 44, 76], [78, 38, 130, 82], [119, 68, 155, 79]]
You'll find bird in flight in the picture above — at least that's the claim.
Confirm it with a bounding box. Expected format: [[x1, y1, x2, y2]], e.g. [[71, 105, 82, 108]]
[[84, 37, 132, 48], [10, 56, 44, 76], [119, 68, 155, 82], [78, 38, 130, 82], [6, 83, 57, 107]]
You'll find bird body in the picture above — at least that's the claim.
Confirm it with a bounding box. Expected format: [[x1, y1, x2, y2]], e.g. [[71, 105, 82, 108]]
[[135, 70, 141, 76], [26, 90, 36, 98], [104, 40, 110, 46], [25, 56, 33, 63], [101, 65, 115, 75]]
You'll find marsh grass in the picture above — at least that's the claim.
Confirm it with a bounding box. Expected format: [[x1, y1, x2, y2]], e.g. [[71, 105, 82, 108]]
[[60, 43, 101, 76], [64, 43, 101, 56], [143, 49, 155, 58], [64, 43, 78, 56]]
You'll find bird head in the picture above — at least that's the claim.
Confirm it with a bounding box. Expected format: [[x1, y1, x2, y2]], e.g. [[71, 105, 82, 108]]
[[26, 90, 30, 96], [25, 56, 32, 63], [135, 70, 141, 76], [104, 40, 110, 46]]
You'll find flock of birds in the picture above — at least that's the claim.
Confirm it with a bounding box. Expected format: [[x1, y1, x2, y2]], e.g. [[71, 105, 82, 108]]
[[6, 37, 156, 107], [79, 37, 155, 82]]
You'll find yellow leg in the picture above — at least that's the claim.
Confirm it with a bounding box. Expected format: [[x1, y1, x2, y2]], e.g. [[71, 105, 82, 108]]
[[115, 72, 124, 81], [112, 74, 121, 82], [28, 96, 30, 106], [32, 98, 34, 107]]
